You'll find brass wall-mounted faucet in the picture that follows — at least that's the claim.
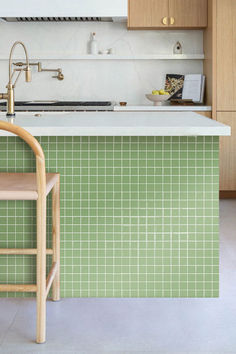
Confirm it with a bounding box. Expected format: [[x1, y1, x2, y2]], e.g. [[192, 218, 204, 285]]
[[0, 41, 32, 117], [14, 61, 64, 81]]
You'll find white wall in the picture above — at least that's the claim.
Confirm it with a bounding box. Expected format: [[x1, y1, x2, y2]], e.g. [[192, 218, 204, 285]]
[[0, 21, 203, 104]]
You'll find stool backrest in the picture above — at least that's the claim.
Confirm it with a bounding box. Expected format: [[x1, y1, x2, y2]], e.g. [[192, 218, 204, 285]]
[[0, 120, 46, 198]]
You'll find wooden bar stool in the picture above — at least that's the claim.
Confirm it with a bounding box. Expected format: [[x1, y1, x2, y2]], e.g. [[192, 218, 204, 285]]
[[0, 121, 60, 344]]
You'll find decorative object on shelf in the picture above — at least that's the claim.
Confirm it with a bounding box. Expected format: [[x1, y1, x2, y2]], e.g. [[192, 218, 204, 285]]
[[89, 32, 98, 55], [108, 48, 115, 55], [173, 41, 183, 55], [119, 102, 127, 106], [99, 49, 109, 55]]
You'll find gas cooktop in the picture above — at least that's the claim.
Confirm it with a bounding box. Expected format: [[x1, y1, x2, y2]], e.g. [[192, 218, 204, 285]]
[[0, 101, 115, 112]]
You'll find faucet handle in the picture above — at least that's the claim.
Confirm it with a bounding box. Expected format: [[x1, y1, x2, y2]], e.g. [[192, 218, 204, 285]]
[[13, 62, 26, 67], [52, 71, 64, 81], [25, 66, 32, 82]]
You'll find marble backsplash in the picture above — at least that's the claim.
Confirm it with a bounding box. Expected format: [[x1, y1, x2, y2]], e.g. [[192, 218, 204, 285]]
[[0, 21, 203, 104]]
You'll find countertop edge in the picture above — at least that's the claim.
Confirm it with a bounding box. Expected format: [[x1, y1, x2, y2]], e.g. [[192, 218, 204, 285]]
[[0, 126, 230, 137], [114, 106, 212, 112], [0, 111, 230, 137]]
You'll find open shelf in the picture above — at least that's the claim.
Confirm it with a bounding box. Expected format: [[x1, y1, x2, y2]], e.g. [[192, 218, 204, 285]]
[[73, 54, 205, 60], [0, 54, 205, 61]]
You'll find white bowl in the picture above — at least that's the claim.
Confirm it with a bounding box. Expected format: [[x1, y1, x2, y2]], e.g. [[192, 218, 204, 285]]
[[146, 94, 170, 106]]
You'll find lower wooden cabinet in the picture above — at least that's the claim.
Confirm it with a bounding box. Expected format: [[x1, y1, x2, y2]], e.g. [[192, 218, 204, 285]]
[[196, 111, 212, 118], [217, 112, 236, 191]]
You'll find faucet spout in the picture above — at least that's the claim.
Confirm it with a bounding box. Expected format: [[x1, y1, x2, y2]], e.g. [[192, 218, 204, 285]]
[[0, 41, 32, 119]]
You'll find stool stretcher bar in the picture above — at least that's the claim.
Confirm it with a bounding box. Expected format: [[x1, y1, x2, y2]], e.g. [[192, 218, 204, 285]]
[[46, 262, 58, 297], [0, 248, 53, 255], [0, 284, 37, 292], [0, 262, 58, 295]]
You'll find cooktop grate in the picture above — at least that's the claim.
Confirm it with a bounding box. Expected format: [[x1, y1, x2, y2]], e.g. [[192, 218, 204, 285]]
[[0, 101, 115, 112]]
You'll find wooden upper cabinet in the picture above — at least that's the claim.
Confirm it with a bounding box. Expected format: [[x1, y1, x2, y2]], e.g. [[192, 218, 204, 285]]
[[217, 0, 236, 111], [169, 0, 208, 28], [128, 0, 208, 29], [128, 0, 169, 28]]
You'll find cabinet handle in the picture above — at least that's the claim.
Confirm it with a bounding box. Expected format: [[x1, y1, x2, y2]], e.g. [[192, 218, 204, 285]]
[[162, 17, 168, 25], [170, 17, 175, 25]]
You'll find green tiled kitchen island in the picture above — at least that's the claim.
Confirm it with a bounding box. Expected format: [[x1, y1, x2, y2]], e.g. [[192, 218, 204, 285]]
[[0, 112, 230, 298]]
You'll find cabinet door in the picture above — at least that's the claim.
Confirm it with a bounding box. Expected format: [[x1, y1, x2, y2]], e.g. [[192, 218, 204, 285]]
[[169, 0, 207, 28], [128, 0, 169, 29], [217, 112, 236, 191], [217, 0, 236, 111]]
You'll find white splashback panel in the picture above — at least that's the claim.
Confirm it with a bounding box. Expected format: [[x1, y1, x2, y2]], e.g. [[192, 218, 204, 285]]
[[0, 22, 203, 104]]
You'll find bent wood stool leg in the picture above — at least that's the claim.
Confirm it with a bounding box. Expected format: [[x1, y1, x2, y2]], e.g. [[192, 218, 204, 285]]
[[36, 157, 47, 344], [52, 176, 60, 301]]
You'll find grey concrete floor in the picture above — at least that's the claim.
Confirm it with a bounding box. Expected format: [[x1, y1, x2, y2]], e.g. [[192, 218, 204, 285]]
[[0, 200, 236, 354]]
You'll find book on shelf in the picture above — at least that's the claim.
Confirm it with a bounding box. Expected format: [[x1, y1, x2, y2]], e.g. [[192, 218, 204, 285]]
[[165, 74, 185, 100], [165, 74, 206, 103]]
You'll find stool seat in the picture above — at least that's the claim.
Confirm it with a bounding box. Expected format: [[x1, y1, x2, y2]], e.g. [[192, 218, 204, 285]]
[[0, 173, 59, 200]]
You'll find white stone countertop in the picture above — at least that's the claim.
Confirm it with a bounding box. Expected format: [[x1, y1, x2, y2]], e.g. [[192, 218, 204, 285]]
[[114, 105, 212, 112], [0, 111, 230, 137]]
